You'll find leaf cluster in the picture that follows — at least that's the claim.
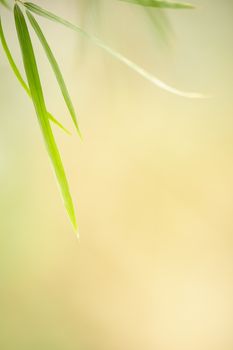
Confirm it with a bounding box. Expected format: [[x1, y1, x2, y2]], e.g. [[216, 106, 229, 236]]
[[0, 0, 197, 233]]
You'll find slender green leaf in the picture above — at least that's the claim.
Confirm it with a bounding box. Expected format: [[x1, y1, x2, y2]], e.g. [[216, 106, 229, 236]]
[[27, 11, 81, 137], [0, 16, 30, 94], [47, 112, 71, 135], [24, 2, 203, 98], [14, 4, 77, 231], [118, 0, 195, 9], [0, 16, 70, 134]]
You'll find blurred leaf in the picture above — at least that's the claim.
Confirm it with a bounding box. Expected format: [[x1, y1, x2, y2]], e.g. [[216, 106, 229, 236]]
[[14, 4, 77, 231], [27, 11, 81, 137], [24, 2, 203, 98], [0, 16, 70, 134], [144, 7, 172, 45], [118, 0, 195, 9], [0, 0, 10, 10]]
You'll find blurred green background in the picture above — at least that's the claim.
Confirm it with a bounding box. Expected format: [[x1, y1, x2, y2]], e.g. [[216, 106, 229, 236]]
[[1, 0, 233, 349]]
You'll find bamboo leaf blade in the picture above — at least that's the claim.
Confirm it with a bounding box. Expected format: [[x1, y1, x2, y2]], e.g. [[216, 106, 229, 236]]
[[23, 2, 203, 98], [47, 112, 71, 135], [118, 0, 195, 9], [14, 4, 77, 230], [26, 11, 81, 137], [0, 16, 30, 95], [0, 17, 71, 134]]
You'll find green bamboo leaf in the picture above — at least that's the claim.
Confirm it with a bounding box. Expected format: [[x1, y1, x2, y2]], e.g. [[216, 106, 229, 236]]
[[23, 1, 203, 98], [0, 16, 30, 94], [47, 112, 71, 135], [0, 0, 11, 10], [26, 11, 81, 137], [118, 0, 195, 9], [0, 16, 70, 134], [14, 4, 77, 231]]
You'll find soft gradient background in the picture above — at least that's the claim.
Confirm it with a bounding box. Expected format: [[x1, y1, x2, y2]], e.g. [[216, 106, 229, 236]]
[[1, 0, 233, 349]]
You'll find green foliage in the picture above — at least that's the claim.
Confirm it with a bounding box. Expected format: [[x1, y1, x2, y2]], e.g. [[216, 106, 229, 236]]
[[26, 11, 81, 137], [14, 4, 77, 231], [0, 16, 30, 94], [0, 0, 200, 232], [0, 17, 70, 134], [23, 2, 202, 98]]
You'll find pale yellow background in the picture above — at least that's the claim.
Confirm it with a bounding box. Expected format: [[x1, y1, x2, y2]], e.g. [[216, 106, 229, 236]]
[[0, 0, 233, 349]]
